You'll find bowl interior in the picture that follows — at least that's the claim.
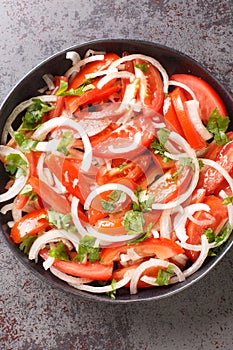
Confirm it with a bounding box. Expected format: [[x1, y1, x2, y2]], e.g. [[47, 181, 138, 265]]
[[0, 39, 232, 303]]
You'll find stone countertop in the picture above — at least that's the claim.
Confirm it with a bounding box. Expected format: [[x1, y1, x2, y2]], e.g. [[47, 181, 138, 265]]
[[0, 1, 232, 349]]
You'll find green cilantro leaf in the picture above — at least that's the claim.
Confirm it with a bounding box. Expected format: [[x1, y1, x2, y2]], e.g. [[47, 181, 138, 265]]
[[57, 130, 73, 155], [47, 210, 76, 232], [155, 265, 174, 286], [19, 235, 37, 255], [13, 131, 38, 153], [21, 98, 55, 130], [4, 153, 28, 178], [223, 196, 233, 205], [206, 224, 231, 256], [172, 157, 194, 183], [134, 63, 147, 73], [76, 235, 100, 263], [137, 190, 155, 212], [204, 228, 215, 243], [48, 241, 70, 261], [55, 79, 68, 95], [107, 279, 117, 299], [123, 210, 145, 235], [206, 109, 230, 145], [56, 80, 95, 96], [101, 190, 127, 213], [150, 129, 171, 163], [129, 222, 152, 244]]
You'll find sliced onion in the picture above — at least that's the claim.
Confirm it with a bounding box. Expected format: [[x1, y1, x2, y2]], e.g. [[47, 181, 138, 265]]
[[42, 74, 55, 91], [184, 100, 213, 140], [69, 270, 133, 293], [85, 68, 118, 80], [107, 54, 169, 94], [32, 117, 92, 172], [43, 256, 55, 270], [170, 234, 209, 283], [50, 266, 92, 284], [71, 197, 89, 237], [168, 80, 197, 100], [152, 131, 200, 210], [28, 229, 80, 262], [1, 95, 57, 144], [130, 258, 185, 294], [66, 51, 81, 66], [159, 209, 172, 238], [0, 146, 29, 202], [65, 54, 105, 79], [97, 71, 135, 89], [84, 49, 106, 57], [35, 139, 60, 152], [0, 203, 14, 214]]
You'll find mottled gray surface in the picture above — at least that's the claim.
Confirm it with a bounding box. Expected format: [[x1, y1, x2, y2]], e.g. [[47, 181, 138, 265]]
[[0, 0, 233, 349]]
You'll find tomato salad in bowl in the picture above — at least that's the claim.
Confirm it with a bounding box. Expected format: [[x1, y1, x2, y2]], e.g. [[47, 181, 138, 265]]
[[0, 40, 232, 301]]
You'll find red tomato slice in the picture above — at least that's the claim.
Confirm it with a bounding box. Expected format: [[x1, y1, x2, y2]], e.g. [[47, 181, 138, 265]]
[[28, 176, 71, 214], [96, 154, 151, 185], [170, 74, 227, 124], [169, 87, 207, 150], [92, 117, 155, 159], [40, 248, 113, 281], [101, 237, 184, 265], [197, 140, 233, 195], [134, 59, 164, 112], [186, 195, 228, 261], [11, 208, 49, 244], [163, 95, 185, 137]]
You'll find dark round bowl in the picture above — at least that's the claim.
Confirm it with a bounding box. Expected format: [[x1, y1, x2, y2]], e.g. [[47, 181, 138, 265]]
[[0, 39, 232, 303]]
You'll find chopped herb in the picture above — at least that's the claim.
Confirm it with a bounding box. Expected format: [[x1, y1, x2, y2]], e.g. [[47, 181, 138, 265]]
[[116, 163, 127, 170], [206, 109, 230, 145], [150, 129, 171, 163], [107, 279, 117, 299], [57, 130, 73, 155], [134, 63, 147, 73], [155, 265, 174, 286], [21, 98, 55, 130], [20, 184, 38, 201], [55, 79, 68, 95], [223, 196, 233, 205], [48, 241, 70, 261], [13, 131, 38, 153], [137, 190, 155, 212], [172, 157, 194, 183], [4, 153, 28, 178], [198, 159, 204, 169], [76, 235, 100, 263], [204, 228, 215, 243], [101, 190, 127, 213], [56, 80, 95, 96], [47, 210, 76, 232], [123, 210, 145, 235], [19, 235, 37, 255], [129, 223, 152, 244], [158, 128, 170, 145], [206, 224, 231, 256]]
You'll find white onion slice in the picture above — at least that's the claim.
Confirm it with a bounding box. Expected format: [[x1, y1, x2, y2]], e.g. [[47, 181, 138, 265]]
[[32, 117, 92, 172], [108, 131, 141, 154], [66, 51, 81, 66], [0, 146, 29, 202], [42, 74, 55, 91], [159, 209, 172, 238], [65, 54, 105, 78], [107, 54, 169, 94], [0, 203, 14, 214], [130, 258, 185, 294], [69, 270, 133, 293], [43, 256, 55, 270], [50, 266, 92, 284], [168, 80, 197, 100], [71, 196, 89, 237], [85, 223, 141, 243], [97, 71, 135, 89], [1, 95, 57, 144], [152, 131, 200, 210], [85, 68, 118, 80], [29, 229, 80, 262], [84, 183, 138, 210], [184, 100, 213, 140]]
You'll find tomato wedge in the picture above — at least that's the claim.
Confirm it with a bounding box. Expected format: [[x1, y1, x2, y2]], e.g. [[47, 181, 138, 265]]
[[40, 248, 113, 281], [101, 237, 184, 265], [163, 95, 185, 137], [169, 87, 207, 150], [186, 195, 228, 261], [11, 208, 49, 244], [170, 74, 227, 124], [134, 59, 164, 112]]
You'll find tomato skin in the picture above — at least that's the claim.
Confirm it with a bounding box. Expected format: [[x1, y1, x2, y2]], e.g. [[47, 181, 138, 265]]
[[197, 140, 233, 195], [96, 154, 151, 185], [169, 87, 207, 150], [134, 59, 164, 112], [101, 237, 184, 265], [186, 195, 228, 261], [28, 176, 71, 214], [11, 208, 49, 244], [163, 95, 185, 137], [170, 74, 227, 124], [40, 248, 113, 280]]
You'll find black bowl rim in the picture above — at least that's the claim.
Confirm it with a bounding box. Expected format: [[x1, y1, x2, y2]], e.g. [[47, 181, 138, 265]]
[[0, 38, 232, 303]]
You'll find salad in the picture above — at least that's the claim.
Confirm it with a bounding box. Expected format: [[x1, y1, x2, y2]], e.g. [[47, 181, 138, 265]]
[[0, 48, 232, 299]]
